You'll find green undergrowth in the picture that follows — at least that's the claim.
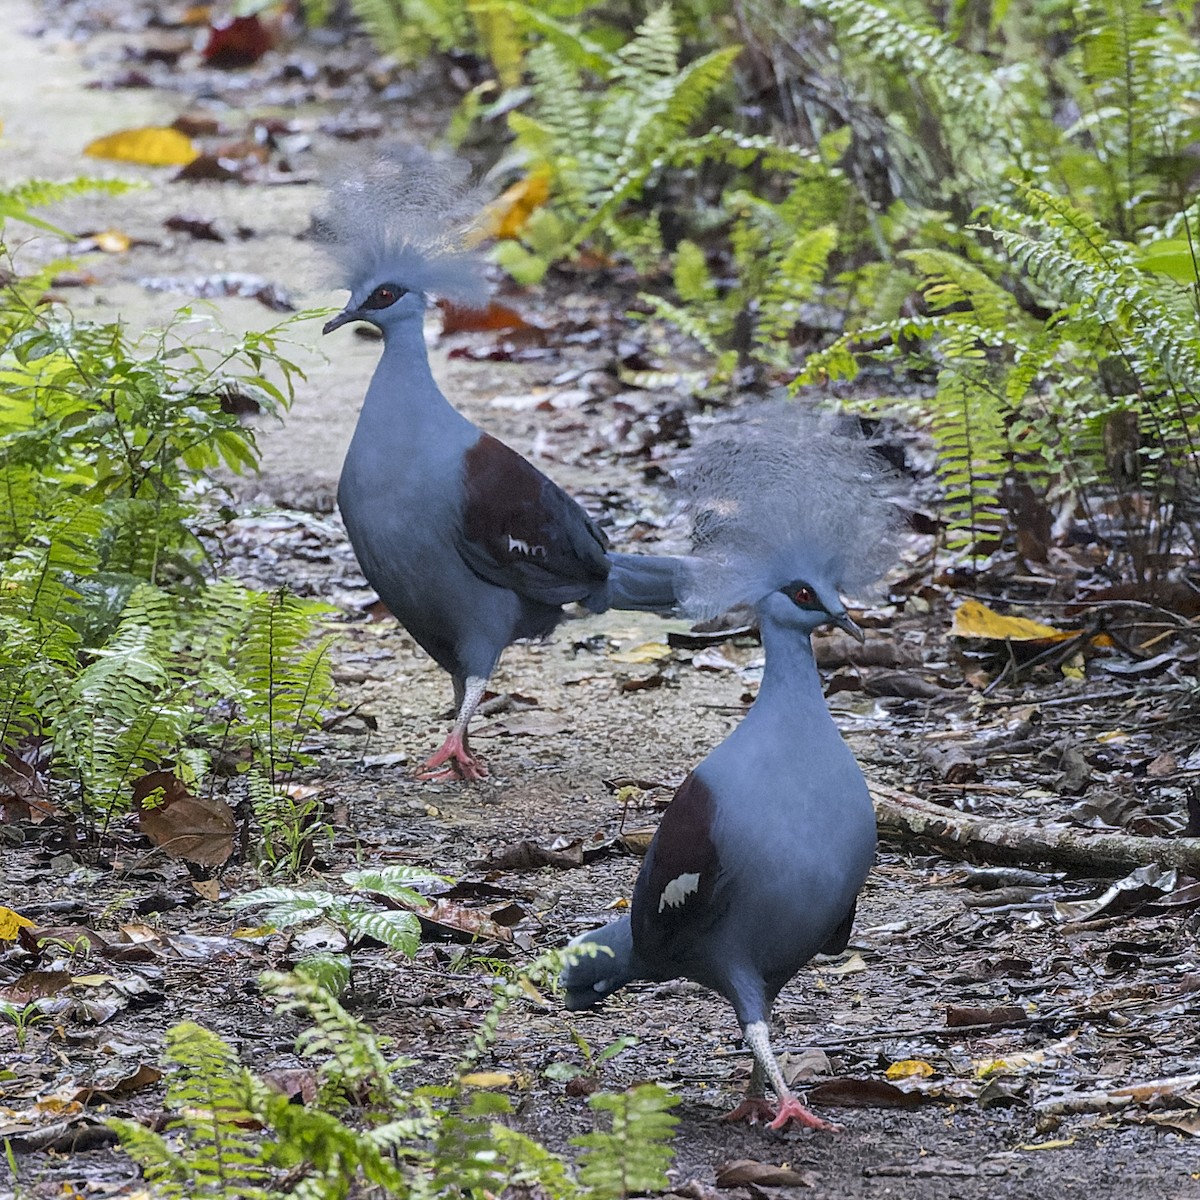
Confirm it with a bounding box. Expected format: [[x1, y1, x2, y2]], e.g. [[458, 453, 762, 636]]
[[342, 0, 1200, 573], [0, 187, 335, 855], [108, 958, 679, 1200]]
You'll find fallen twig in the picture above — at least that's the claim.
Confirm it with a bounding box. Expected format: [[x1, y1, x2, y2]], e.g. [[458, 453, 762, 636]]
[[870, 782, 1200, 873]]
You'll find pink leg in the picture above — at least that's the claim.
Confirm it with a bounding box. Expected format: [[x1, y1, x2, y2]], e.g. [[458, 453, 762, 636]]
[[416, 729, 488, 781], [768, 1096, 840, 1132], [741, 1019, 840, 1134], [414, 675, 489, 782], [723, 1096, 777, 1124]]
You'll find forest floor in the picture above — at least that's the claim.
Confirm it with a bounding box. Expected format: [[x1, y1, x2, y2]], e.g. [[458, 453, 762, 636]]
[[2, 3, 1200, 1199]]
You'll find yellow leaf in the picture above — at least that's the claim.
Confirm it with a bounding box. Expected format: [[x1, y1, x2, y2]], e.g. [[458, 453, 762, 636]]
[[1017, 1138, 1076, 1151], [93, 229, 131, 253], [460, 1071, 514, 1089], [70, 974, 115, 987], [0, 906, 34, 940], [819, 951, 867, 975], [950, 598, 1070, 642], [484, 169, 552, 241], [608, 641, 672, 664], [518, 977, 548, 1005], [885, 1059, 935, 1080], [84, 127, 199, 167]]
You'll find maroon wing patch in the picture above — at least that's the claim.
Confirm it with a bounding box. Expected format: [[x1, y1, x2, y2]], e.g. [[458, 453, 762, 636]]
[[459, 434, 610, 605], [631, 771, 722, 958]]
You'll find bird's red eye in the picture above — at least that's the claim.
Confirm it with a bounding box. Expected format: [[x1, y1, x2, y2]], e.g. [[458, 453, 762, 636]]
[[363, 285, 403, 310], [793, 586, 815, 606]]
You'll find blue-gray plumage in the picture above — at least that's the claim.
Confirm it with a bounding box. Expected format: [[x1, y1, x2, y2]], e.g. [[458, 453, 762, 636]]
[[318, 149, 689, 780], [562, 414, 901, 1130]]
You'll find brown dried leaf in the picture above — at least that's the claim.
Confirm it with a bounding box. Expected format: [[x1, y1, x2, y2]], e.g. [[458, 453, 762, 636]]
[[478, 839, 583, 871], [263, 1068, 319, 1104], [806, 1078, 926, 1109], [417, 900, 513, 944], [715, 1159, 818, 1188], [945, 1004, 1026, 1028], [0, 970, 71, 1003], [134, 771, 235, 867], [71, 1063, 162, 1104]]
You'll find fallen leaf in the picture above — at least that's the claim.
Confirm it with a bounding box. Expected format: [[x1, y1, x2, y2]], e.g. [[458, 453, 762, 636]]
[[484, 169, 552, 240], [202, 14, 274, 67], [886, 1059, 935, 1080], [460, 1071, 514, 1089], [71, 1064, 162, 1104], [608, 642, 673, 664], [1146, 1111, 1200, 1136], [134, 771, 235, 867], [951, 598, 1072, 642], [819, 951, 867, 975], [439, 299, 538, 336], [263, 1068, 319, 1104], [477, 839, 582, 871], [0, 970, 71, 1003], [806, 1078, 925, 1108], [1017, 1138, 1077, 1151], [84, 127, 199, 167], [715, 1159, 818, 1188], [945, 1004, 1026, 1028], [0, 906, 35, 940]]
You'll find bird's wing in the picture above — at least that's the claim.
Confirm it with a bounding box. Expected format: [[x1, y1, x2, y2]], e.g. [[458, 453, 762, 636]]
[[631, 771, 726, 963], [457, 434, 611, 605]]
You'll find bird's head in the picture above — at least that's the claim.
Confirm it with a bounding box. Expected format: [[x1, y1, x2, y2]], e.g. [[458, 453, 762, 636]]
[[314, 145, 490, 339], [322, 277, 427, 337], [759, 574, 864, 642], [677, 407, 905, 634]]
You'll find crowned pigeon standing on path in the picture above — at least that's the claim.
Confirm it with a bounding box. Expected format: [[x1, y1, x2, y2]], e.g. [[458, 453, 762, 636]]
[[561, 413, 902, 1130], [318, 150, 689, 781]]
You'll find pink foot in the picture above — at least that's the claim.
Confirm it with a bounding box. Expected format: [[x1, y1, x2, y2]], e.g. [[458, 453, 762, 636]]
[[768, 1096, 840, 1133], [415, 732, 488, 781], [723, 1097, 777, 1125]]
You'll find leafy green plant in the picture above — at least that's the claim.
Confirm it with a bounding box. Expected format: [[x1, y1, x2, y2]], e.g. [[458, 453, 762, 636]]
[[545, 1030, 638, 1086], [495, 4, 740, 282], [109, 959, 680, 1200], [0, 1001, 47, 1049], [229, 865, 447, 983], [802, 178, 1200, 570], [0, 195, 339, 834]]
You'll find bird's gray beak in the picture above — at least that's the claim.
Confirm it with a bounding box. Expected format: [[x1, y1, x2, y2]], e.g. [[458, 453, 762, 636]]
[[833, 611, 866, 643], [322, 309, 358, 335]]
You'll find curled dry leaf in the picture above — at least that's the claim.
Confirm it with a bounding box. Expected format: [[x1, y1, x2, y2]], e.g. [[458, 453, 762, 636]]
[[201, 14, 275, 68], [715, 1159, 819, 1188], [133, 771, 235, 868]]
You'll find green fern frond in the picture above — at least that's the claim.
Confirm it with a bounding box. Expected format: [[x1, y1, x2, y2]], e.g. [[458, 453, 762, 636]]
[[572, 1084, 679, 1200], [109, 1022, 274, 1199]]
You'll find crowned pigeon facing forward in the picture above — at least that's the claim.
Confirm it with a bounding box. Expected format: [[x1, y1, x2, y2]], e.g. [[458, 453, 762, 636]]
[[561, 413, 901, 1130], [318, 150, 688, 781]]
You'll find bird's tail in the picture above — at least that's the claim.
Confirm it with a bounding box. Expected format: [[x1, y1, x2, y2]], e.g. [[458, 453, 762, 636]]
[[587, 552, 699, 616], [561, 917, 641, 1010]]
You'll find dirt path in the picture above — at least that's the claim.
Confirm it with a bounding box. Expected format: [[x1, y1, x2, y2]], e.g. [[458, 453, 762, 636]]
[[3, 5, 1200, 1199]]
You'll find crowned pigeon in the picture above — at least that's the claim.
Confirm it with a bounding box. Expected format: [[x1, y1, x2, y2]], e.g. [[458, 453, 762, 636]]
[[561, 413, 901, 1130], [318, 150, 687, 780]]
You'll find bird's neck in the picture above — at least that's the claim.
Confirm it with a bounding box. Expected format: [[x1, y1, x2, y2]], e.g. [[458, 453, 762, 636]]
[[745, 621, 832, 732], [376, 316, 439, 393], [354, 316, 463, 439]]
